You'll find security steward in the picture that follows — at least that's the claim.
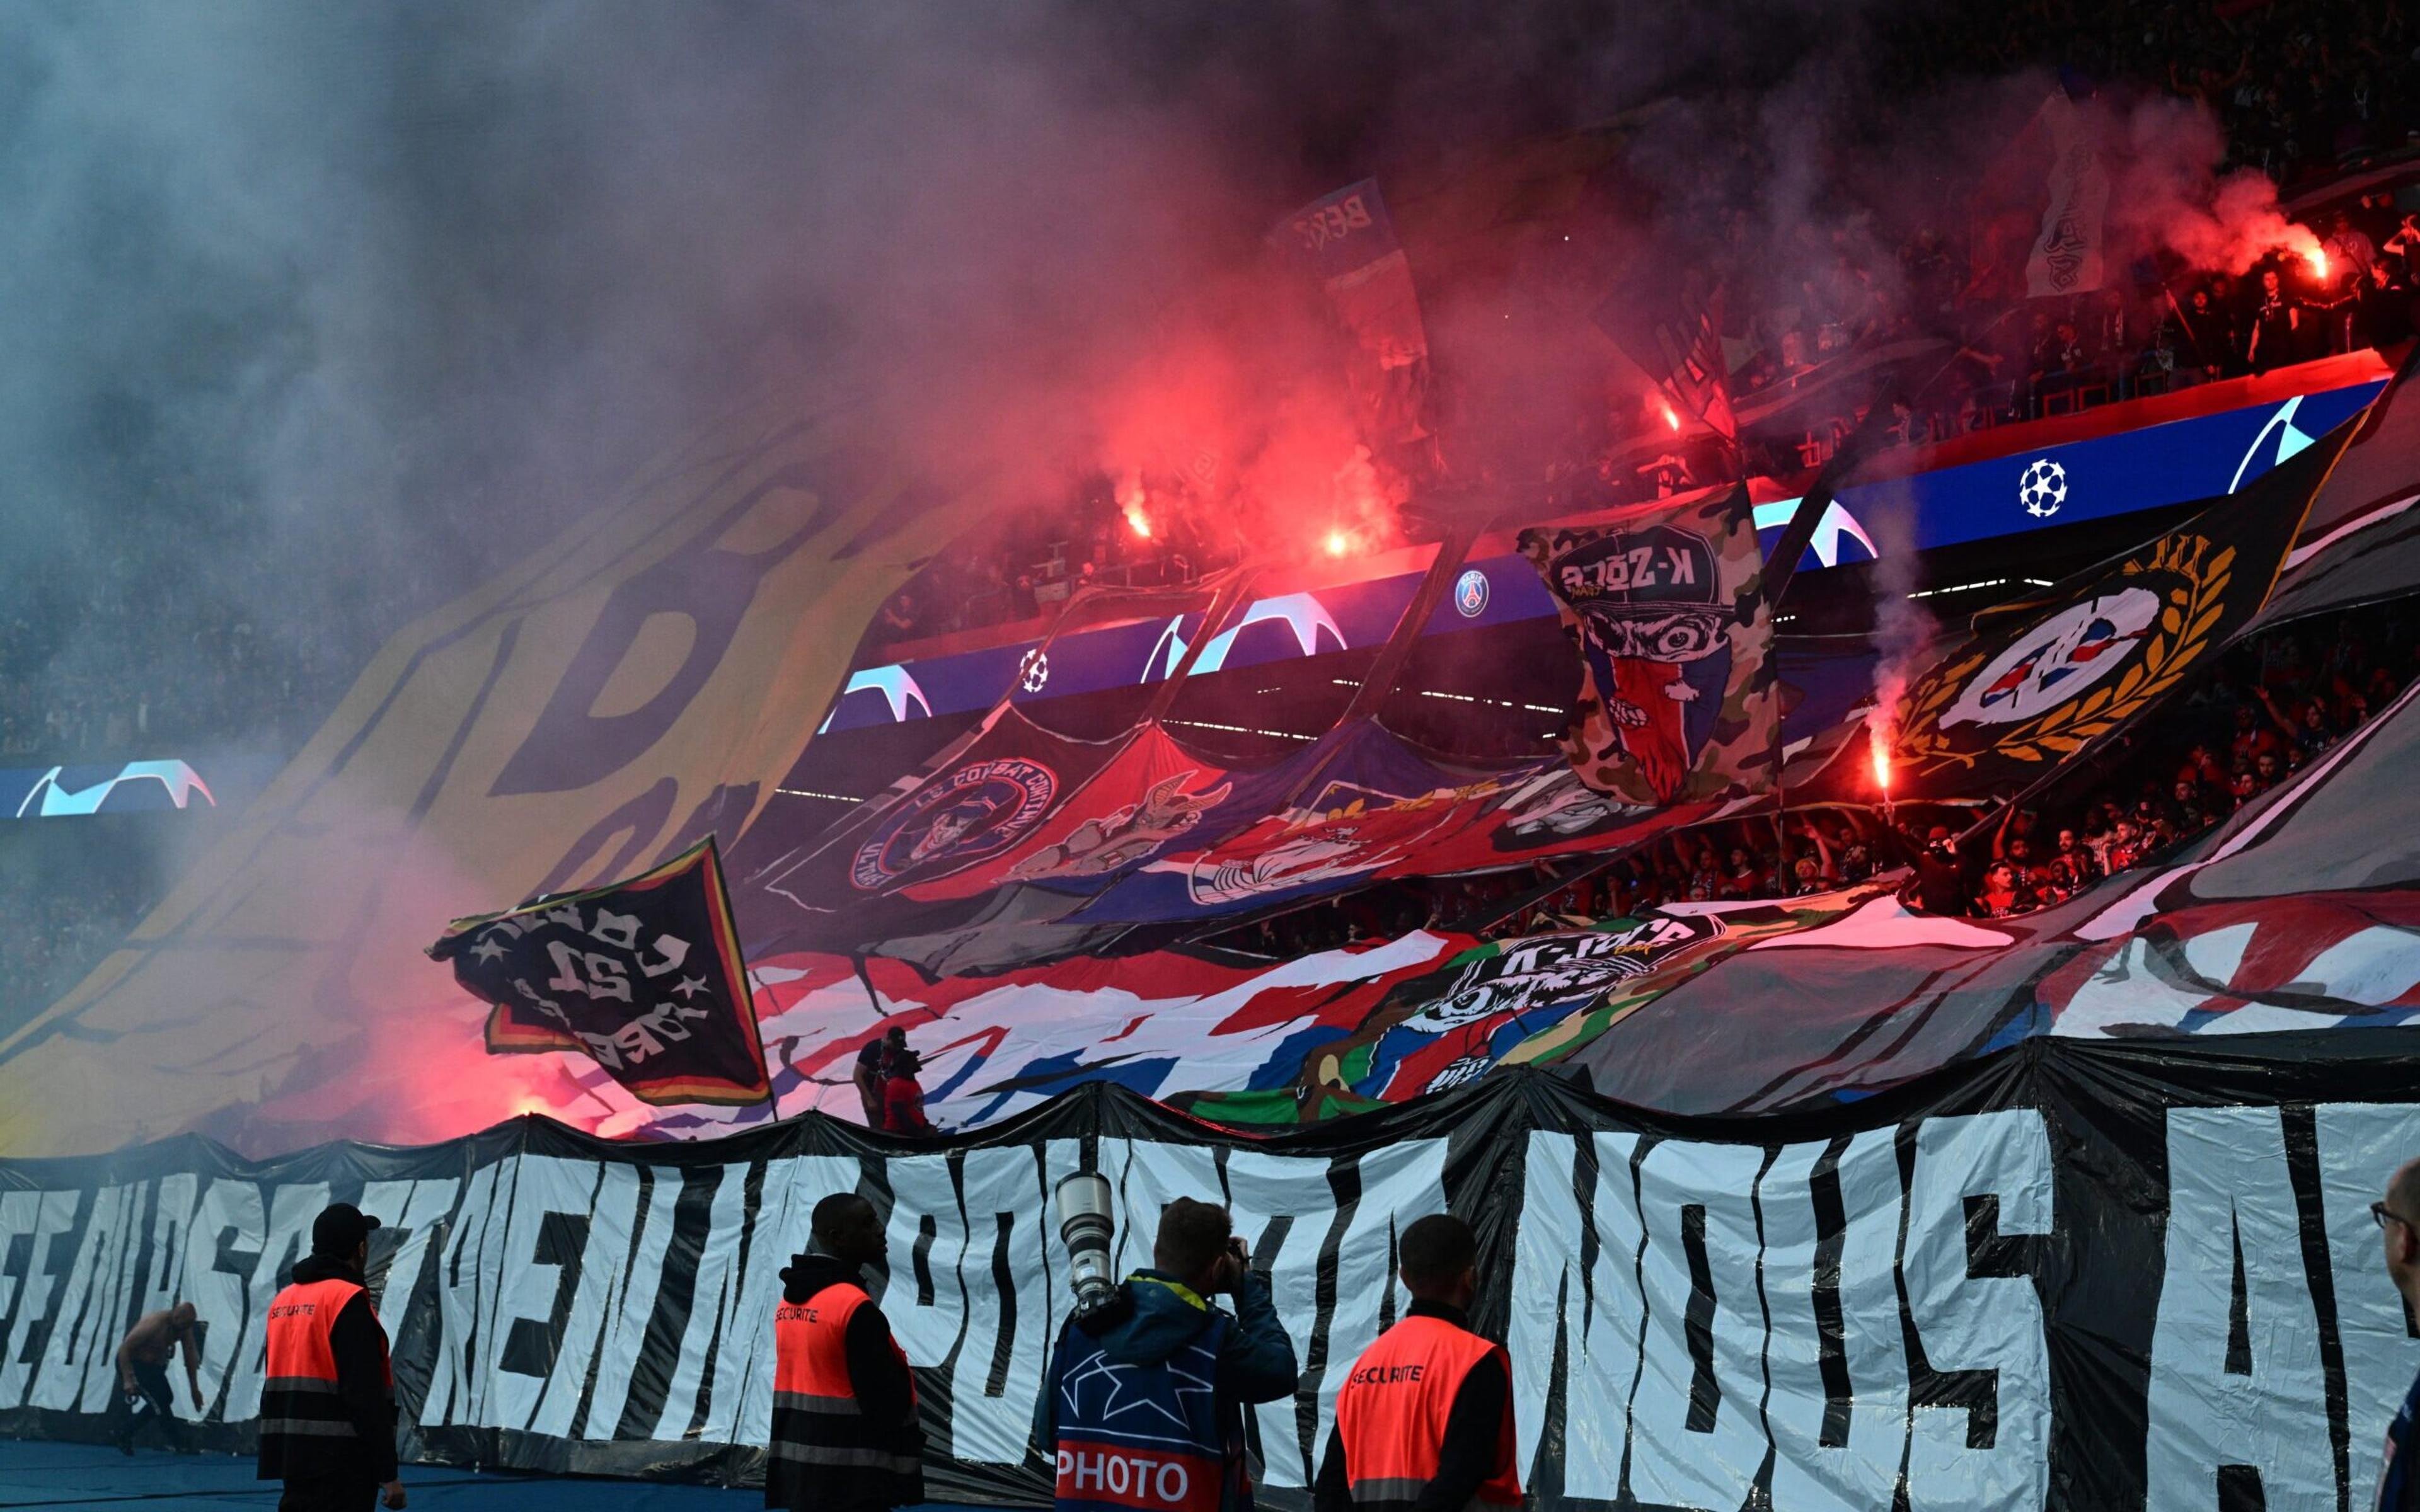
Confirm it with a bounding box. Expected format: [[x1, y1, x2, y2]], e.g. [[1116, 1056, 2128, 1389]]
[[256, 1201, 405, 1511], [1314, 1213, 1519, 1512], [768, 1193, 923, 1512]]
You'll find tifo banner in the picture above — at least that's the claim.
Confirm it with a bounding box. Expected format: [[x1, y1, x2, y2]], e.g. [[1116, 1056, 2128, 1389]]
[[1591, 261, 1736, 440], [1520, 486, 1776, 803], [2024, 91, 2109, 299], [0, 392, 975, 1158], [1890, 417, 2352, 796], [431, 837, 768, 1107], [3, 1042, 2420, 1511], [1272, 180, 1432, 444]]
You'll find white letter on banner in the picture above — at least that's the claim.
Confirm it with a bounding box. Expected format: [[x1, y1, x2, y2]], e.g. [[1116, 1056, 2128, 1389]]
[[577, 1164, 683, 1438], [1226, 1146, 1345, 1490], [1102, 1139, 1221, 1280], [178, 1179, 263, 1420], [883, 1155, 970, 1372], [1509, 1131, 1644, 1501], [1627, 1139, 1768, 1511], [355, 1177, 463, 1372], [38, 1183, 148, 1411], [30, 1184, 125, 1411], [951, 1145, 1059, 1464], [2146, 1106, 2333, 1508], [1317, 1140, 1449, 1480], [485, 1155, 605, 1431], [2315, 1104, 2420, 1493], [222, 1182, 330, 1423], [1903, 1111, 2051, 1512], [1763, 1131, 1910, 1512], [649, 1165, 752, 1440], [138, 1174, 200, 1418], [723, 1155, 861, 1448], [517, 1163, 636, 1440], [1510, 1133, 1579, 1490], [422, 1160, 510, 1427], [0, 1191, 80, 1411]]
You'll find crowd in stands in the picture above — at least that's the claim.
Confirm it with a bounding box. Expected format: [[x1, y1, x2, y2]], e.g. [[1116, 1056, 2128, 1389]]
[[0, 549, 449, 1015], [1917, 600, 2413, 919], [868, 487, 1233, 648], [1882, 0, 2417, 191], [873, 11, 2420, 651], [0, 555, 444, 766], [1218, 599, 2414, 955], [0, 822, 156, 1022]]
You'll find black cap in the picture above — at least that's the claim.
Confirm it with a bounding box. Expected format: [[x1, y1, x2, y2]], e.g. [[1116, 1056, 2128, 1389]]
[[311, 1202, 382, 1257]]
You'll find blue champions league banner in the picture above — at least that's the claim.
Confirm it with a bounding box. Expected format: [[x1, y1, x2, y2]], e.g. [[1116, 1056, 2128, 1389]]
[[822, 376, 2386, 736]]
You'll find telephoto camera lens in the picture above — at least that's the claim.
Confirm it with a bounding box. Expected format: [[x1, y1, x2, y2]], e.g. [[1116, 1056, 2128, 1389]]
[[1053, 1172, 1116, 1318]]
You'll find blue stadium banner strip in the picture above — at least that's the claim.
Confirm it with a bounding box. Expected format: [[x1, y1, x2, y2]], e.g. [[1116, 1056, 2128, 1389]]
[[823, 377, 2386, 735]]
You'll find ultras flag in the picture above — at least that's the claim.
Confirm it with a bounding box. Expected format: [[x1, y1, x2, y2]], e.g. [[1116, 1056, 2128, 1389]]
[[1519, 485, 1777, 803], [429, 836, 769, 1106], [1889, 415, 2358, 796]]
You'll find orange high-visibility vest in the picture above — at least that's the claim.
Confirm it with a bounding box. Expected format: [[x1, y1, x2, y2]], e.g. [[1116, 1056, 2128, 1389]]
[[1334, 1315, 1521, 1511], [260, 1278, 390, 1446], [769, 1282, 921, 1476]]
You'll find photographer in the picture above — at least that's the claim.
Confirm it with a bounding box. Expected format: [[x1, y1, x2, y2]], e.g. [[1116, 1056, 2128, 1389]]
[[1034, 1197, 1299, 1512]]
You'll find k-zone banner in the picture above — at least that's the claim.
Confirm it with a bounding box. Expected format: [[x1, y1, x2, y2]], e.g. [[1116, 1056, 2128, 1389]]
[[1520, 486, 1776, 805], [4, 1040, 2420, 1511]]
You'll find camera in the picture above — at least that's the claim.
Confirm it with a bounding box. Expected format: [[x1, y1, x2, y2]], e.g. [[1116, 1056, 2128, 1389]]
[[1053, 1172, 1117, 1319]]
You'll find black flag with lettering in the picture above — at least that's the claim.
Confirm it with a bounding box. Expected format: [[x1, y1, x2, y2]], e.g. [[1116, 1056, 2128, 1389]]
[[429, 837, 769, 1106]]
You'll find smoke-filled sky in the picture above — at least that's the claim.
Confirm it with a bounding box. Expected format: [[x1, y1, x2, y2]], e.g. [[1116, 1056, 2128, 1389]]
[[0, 1, 1881, 656], [0, 0, 2311, 702]]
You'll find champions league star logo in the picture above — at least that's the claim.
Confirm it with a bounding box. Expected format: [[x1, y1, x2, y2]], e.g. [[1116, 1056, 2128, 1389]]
[[2019, 457, 2068, 518], [1018, 648, 1051, 694], [851, 757, 1057, 890], [1453, 568, 1489, 618]]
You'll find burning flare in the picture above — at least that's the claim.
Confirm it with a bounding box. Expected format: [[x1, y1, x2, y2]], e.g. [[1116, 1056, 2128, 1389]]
[[1117, 470, 1152, 539], [1661, 401, 1683, 434], [2308, 246, 2328, 280], [1324, 529, 1349, 558], [1868, 696, 1899, 805]]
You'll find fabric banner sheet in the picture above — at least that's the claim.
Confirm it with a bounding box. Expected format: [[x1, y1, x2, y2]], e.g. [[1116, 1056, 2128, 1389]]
[[4, 1040, 2420, 1512]]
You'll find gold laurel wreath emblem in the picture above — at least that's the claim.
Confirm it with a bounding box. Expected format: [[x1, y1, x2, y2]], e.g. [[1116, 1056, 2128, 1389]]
[[1894, 534, 2233, 774]]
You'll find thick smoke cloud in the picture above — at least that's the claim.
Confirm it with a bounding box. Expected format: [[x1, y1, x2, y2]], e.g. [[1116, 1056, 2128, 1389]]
[[0, 0, 1896, 668]]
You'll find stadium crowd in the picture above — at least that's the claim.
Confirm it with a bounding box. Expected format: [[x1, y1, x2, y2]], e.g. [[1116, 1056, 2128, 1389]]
[[3, 0, 2417, 1013], [1884, 0, 2417, 190]]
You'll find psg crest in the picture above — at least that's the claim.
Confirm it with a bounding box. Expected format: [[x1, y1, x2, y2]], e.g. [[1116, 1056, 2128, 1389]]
[[851, 757, 1058, 890], [1453, 567, 1490, 617]]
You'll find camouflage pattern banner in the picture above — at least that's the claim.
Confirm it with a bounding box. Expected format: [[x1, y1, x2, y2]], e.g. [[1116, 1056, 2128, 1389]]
[[1519, 486, 1777, 803]]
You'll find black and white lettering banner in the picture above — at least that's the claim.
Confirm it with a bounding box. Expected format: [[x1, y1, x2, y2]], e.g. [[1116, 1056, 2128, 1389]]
[[3, 1035, 2419, 1510]]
